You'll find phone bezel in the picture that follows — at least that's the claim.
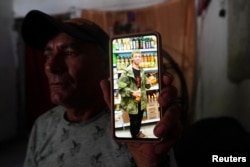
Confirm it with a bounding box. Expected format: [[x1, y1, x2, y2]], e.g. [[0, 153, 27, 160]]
[[109, 31, 163, 142]]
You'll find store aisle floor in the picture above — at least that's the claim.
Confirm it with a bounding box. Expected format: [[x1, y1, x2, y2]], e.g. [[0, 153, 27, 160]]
[[115, 124, 156, 138]]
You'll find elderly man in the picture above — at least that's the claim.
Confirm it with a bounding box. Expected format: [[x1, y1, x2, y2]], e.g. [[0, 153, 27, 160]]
[[21, 10, 181, 167]]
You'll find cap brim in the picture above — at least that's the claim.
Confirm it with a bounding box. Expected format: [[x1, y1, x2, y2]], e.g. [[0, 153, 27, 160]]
[[21, 10, 96, 50]]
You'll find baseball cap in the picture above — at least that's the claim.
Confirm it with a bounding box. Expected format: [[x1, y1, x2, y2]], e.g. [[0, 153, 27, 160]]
[[21, 10, 109, 52]]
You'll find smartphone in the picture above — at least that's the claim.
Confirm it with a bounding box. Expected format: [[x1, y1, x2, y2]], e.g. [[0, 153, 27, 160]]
[[110, 31, 162, 142]]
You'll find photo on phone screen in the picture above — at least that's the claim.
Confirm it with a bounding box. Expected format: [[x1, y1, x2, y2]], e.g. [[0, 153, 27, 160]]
[[110, 32, 162, 142]]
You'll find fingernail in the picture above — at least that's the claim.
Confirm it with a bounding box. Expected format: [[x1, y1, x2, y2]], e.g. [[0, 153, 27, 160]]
[[164, 72, 174, 81]]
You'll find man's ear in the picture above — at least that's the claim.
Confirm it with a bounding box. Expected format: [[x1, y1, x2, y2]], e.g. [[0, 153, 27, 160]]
[[100, 79, 111, 108]]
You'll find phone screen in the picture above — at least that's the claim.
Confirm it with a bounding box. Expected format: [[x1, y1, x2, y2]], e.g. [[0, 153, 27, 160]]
[[110, 32, 162, 142]]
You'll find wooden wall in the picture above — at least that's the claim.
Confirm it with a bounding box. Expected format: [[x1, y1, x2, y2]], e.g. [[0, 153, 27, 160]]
[[81, 0, 196, 121]]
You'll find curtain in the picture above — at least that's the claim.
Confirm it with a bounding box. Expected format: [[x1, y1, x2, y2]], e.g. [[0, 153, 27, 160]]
[[81, 0, 196, 121]]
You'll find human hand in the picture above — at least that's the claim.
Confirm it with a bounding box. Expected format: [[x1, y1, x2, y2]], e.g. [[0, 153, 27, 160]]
[[146, 78, 152, 85], [132, 90, 141, 97], [127, 74, 182, 167], [100, 73, 182, 167]]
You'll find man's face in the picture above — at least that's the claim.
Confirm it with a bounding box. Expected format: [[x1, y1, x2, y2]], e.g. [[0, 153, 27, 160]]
[[131, 53, 142, 66], [44, 32, 106, 107]]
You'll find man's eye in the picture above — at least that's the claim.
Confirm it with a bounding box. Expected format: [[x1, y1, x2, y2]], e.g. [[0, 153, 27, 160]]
[[44, 53, 52, 60], [65, 51, 76, 57]]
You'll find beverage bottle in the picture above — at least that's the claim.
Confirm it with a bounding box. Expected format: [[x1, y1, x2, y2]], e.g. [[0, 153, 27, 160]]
[[120, 56, 126, 70], [130, 38, 133, 50], [139, 37, 143, 49], [117, 56, 121, 70], [135, 38, 139, 49], [113, 40, 117, 51], [142, 37, 146, 49], [132, 38, 136, 50], [113, 54, 117, 67], [154, 53, 158, 68], [145, 54, 149, 68], [135, 88, 141, 103], [145, 37, 150, 49], [125, 55, 130, 67], [120, 39, 124, 50]]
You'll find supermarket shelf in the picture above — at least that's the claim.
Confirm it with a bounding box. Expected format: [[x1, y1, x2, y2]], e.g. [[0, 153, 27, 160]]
[[113, 48, 157, 54]]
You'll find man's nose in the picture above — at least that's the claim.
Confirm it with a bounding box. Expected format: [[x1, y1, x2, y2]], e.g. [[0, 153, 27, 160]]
[[45, 54, 67, 74]]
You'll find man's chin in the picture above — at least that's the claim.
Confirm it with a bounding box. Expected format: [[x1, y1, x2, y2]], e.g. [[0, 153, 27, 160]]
[[51, 99, 63, 106], [50, 93, 92, 108], [50, 93, 66, 105]]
